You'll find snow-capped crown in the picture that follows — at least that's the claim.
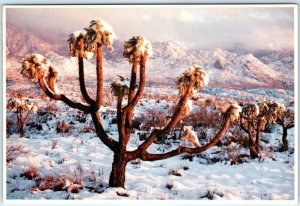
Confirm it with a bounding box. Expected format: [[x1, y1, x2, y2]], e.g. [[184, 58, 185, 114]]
[[85, 19, 116, 52], [123, 36, 153, 63], [110, 75, 133, 96], [259, 100, 285, 124], [176, 65, 209, 95], [21, 53, 48, 80], [222, 101, 242, 123], [7, 98, 38, 113], [242, 103, 260, 117], [68, 19, 116, 58]]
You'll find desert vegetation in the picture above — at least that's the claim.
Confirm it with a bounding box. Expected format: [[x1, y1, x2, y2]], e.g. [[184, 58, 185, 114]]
[[6, 18, 295, 200]]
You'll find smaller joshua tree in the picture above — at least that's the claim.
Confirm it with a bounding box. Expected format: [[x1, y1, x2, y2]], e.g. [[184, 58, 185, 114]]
[[240, 100, 285, 158], [7, 97, 38, 137], [277, 109, 294, 152]]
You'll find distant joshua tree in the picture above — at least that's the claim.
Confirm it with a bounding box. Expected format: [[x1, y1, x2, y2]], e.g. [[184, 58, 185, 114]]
[[21, 19, 241, 188], [240, 100, 285, 158], [277, 109, 294, 152], [7, 97, 38, 137]]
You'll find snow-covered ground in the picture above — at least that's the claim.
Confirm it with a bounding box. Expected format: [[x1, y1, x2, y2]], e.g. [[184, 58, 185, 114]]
[[5, 97, 295, 200]]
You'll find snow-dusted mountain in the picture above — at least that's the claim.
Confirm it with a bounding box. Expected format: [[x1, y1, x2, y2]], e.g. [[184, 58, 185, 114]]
[[6, 24, 294, 89]]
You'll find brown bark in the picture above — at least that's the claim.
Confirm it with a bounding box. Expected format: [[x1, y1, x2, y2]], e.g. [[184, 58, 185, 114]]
[[255, 118, 262, 153], [139, 117, 232, 161], [90, 111, 118, 152], [78, 57, 95, 105], [38, 77, 91, 112], [280, 126, 288, 152], [96, 44, 103, 109], [109, 153, 128, 188], [248, 123, 259, 158]]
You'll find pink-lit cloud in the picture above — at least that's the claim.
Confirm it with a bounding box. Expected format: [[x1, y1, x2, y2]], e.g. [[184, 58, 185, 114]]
[[5, 6, 295, 51]]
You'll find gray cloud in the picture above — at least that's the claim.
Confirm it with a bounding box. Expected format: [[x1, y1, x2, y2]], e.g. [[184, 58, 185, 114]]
[[6, 6, 295, 51]]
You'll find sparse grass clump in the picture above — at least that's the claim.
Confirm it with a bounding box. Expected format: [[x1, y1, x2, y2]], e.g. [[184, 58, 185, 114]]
[[168, 168, 182, 177], [56, 120, 70, 133]]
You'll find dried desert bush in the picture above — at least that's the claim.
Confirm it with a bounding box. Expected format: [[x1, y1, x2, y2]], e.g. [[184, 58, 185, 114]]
[[6, 144, 27, 163], [56, 120, 70, 133], [21, 165, 40, 180]]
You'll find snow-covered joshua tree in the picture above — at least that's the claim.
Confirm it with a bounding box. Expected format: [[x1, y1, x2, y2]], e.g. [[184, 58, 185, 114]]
[[277, 108, 294, 152], [7, 97, 38, 137], [240, 100, 285, 158], [21, 19, 240, 188]]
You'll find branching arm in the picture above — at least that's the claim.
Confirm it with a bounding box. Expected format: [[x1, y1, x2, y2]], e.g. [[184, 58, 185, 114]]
[[38, 77, 91, 112], [78, 57, 96, 105], [138, 117, 231, 161], [91, 111, 118, 152]]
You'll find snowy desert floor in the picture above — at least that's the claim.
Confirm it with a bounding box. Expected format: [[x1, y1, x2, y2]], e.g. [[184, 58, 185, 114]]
[[5, 101, 295, 200]]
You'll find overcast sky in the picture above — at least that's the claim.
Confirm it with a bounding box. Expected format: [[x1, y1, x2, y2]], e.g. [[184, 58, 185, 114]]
[[6, 5, 295, 51]]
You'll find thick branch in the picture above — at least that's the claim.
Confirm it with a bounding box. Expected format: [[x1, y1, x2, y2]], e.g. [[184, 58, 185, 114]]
[[286, 123, 294, 130], [91, 111, 118, 152], [117, 92, 126, 150], [22, 110, 32, 125], [124, 62, 139, 146], [96, 44, 103, 109], [122, 56, 147, 113], [78, 57, 95, 105], [38, 77, 90, 112], [139, 117, 231, 161]]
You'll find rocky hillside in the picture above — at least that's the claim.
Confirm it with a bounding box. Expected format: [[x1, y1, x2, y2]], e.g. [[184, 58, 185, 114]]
[[5, 23, 294, 89]]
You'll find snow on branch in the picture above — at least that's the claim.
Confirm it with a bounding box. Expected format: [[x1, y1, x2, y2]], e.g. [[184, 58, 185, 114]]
[[21, 53, 60, 95], [68, 30, 93, 59], [123, 36, 153, 63], [110, 75, 135, 96], [20, 53, 47, 81], [176, 65, 209, 95], [259, 100, 285, 124], [242, 102, 260, 118], [222, 101, 242, 123], [181, 126, 201, 148], [85, 19, 116, 52]]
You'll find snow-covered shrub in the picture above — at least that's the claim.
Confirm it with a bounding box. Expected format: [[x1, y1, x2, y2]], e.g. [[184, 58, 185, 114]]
[[56, 120, 70, 133], [6, 144, 27, 163], [168, 168, 182, 176], [123, 35, 153, 63], [20, 165, 40, 180]]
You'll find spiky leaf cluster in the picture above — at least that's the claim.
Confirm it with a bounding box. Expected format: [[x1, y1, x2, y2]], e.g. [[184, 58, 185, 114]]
[[67, 30, 92, 58], [242, 103, 260, 118], [123, 36, 153, 63], [7, 98, 38, 113], [260, 100, 285, 124], [241, 100, 285, 130], [222, 101, 242, 123], [85, 19, 116, 53], [20, 54, 47, 80], [110, 76, 134, 97], [176, 65, 209, 95]]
